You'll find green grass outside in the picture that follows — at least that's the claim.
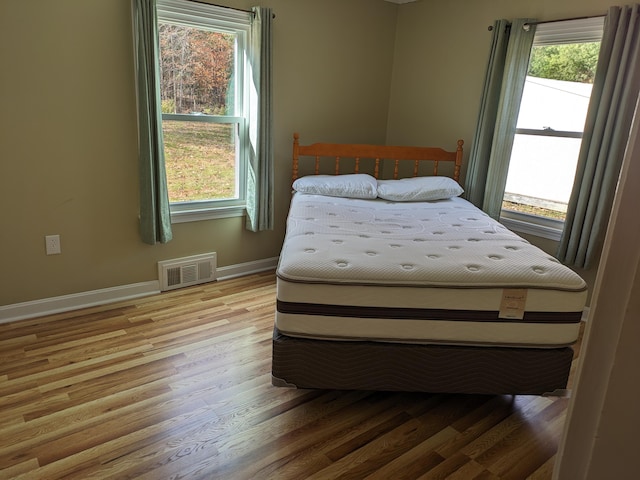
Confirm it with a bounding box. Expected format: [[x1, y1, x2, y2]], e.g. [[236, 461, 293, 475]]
[[162, 121, 236, 203]]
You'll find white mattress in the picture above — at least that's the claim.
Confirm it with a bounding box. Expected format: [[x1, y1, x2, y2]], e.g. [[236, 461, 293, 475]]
[[276, 193, 587, 347]]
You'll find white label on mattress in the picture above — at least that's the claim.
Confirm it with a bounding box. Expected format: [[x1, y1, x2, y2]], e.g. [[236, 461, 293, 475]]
[[500, 289, 528, 319]]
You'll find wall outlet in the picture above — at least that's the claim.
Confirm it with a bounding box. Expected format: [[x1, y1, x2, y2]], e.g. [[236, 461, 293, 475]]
[[45, 235, 61, 255]]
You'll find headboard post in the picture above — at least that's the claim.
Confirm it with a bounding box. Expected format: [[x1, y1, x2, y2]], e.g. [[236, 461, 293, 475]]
[[292, 132, 300, 182], [455, 139, 464, 183]]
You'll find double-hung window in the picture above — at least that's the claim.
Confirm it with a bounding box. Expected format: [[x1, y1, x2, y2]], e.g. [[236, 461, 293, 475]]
[[500, 18, 604, 240], [156, 0, 250, 222]]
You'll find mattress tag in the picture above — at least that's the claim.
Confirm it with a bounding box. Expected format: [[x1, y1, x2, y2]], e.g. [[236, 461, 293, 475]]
[[499, 289, 528, 319]]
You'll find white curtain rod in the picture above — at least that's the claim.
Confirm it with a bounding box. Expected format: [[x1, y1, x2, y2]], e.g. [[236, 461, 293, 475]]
[[184, 0, 276, 18], [488, 14, 604, 31], [185, 0, 252, 15], [523, 14, 604, 31]]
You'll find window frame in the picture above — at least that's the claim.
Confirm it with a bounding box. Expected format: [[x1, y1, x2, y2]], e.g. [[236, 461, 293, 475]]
[[156, 0, 251, 223], [499, 17, 604, 240]]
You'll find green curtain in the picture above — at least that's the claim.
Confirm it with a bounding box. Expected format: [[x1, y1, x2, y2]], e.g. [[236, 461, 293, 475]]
[[481, 19, 537, 220], [464, 19, 511, 208], [558, 4, 640, 268], [245, 7, 274, 232], [132, 0, 172, 244]]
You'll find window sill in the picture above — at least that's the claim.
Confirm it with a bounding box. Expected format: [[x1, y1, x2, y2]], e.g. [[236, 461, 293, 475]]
[[170, 205, 245, 224], [500, 210, 563, 241]]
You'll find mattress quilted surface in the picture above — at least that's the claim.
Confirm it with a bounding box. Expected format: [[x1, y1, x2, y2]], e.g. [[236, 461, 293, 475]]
[[277, 193, 587, 292]]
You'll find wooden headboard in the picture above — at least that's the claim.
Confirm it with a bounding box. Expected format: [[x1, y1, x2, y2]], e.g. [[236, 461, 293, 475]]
[[292, 133, 464, 184]]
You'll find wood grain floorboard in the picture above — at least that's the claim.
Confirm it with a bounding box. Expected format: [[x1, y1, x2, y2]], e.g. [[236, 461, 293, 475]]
[[0, 271, 580, 479]]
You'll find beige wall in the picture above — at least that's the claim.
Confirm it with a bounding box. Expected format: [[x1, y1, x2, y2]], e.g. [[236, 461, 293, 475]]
[[0, 0, 397, 306]]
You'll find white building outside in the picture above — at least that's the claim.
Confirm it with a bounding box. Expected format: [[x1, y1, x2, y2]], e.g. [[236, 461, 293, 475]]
[[505, 76, 593, 212]]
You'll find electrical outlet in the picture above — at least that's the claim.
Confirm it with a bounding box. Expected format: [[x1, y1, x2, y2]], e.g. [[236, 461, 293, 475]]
[[45, 235, 61, 255]]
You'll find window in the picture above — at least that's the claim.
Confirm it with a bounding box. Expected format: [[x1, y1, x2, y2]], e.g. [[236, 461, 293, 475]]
[[500, 18, 604, 240], [156, 0, 251, 222]]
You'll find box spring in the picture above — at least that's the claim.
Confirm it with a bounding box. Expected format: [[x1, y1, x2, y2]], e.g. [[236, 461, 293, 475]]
[[272, 327, 573, 395]]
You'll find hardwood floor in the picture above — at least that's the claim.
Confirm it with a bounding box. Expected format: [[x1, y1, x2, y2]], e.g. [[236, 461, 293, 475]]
[[0, 271, 579, 479]]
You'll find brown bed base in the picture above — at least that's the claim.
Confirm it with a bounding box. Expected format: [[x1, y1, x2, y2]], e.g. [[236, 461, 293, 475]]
[[272, 328, 573, 395]]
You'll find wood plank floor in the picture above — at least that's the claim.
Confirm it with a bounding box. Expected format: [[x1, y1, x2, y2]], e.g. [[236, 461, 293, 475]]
[[0, 271, 581, 479]]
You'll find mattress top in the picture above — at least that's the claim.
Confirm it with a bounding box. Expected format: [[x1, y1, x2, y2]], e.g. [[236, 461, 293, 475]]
[[277, 193, 587, 291]]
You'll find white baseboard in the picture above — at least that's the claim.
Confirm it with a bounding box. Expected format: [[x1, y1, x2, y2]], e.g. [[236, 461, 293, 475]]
[[0, 257, 278, 324], [216, 256, 278, 281], [582, 306, 590, 322], [0, 281, 160, 324]]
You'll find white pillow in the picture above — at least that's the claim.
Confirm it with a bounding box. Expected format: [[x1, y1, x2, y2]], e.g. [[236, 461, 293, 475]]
[[292, 174, 378, 199], [377, 176, 464, 202]]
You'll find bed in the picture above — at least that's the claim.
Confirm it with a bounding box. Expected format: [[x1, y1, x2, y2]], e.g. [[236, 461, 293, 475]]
[[272, 133, 587, 395]]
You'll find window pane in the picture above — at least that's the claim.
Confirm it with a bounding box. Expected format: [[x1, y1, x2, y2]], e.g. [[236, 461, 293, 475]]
[[503, 134, 582, 220], [162, 121, 238, 203], [502, 40, 600, 224], [516, 76, 593, 132], [159, 23, 235, 115]]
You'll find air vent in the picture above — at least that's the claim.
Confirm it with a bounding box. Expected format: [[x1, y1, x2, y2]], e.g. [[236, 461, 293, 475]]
[[158, 253, 217, 291]]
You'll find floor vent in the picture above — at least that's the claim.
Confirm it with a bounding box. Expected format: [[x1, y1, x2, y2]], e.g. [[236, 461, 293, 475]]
[[158, 253, 217, 291]]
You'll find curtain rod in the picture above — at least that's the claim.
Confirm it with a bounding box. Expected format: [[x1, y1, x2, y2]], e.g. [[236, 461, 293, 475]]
[[523, 14, 604, 31], [488, 14, 603, 31], [184, 0, 276, 18], [185, 0, 252, 15]]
